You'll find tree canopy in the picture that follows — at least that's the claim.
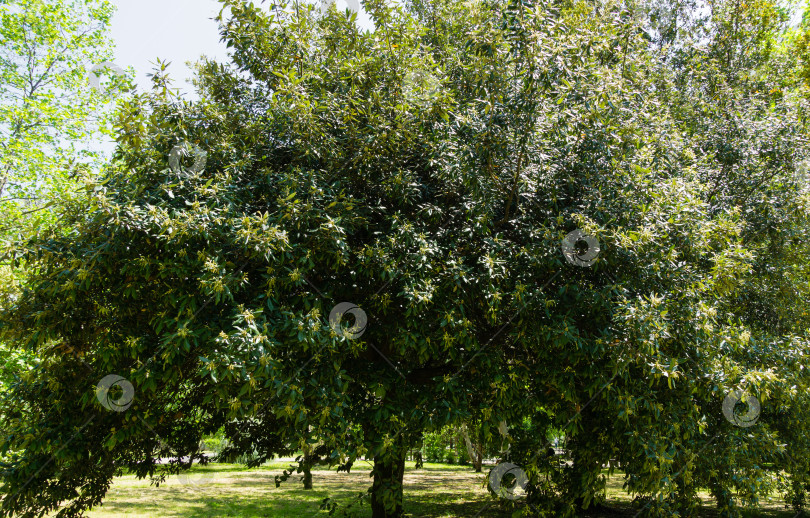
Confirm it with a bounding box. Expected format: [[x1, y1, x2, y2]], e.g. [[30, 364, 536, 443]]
[[0, 0, 808, 517]]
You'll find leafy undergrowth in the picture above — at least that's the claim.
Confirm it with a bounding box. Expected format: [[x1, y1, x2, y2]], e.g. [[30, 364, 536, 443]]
[[76, 462, 800, 517]]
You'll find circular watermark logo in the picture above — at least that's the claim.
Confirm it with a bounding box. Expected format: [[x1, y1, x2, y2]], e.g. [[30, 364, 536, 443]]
[[319, 0, 360, 14], [96, 374, 135, 412], [488, 462, 528, 500], [403, 69, 441, 108], [169, 142, 207, 175], [561, 229, 600, 267], [722, 390, 760, 428], [329, 302, 367, 340], [87, 62, 126, 93]]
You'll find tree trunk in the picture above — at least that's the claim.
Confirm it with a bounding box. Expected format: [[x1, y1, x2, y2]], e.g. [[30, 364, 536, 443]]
[[371, 448, 406, 518], [302, 461, 313, 490], [302, 445, 314, 490], [462, 424, 483, 473]]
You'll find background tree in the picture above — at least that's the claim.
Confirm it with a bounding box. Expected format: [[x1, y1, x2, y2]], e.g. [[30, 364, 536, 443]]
[[0, 0, 121, 401], [0, 0, 120, 243]]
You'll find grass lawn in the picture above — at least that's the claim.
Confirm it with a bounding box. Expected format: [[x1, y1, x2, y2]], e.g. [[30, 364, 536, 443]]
[[79, 461, 801, 517]]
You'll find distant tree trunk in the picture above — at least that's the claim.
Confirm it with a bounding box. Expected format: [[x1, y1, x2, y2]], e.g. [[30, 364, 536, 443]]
[[462, 424, 483, 472], [302, 444, 314, 490], [474, 441, 483, 473], [371, 448, 406, 518]]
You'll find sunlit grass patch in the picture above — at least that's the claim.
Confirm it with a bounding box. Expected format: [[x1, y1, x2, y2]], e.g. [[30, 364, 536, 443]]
[[78, 463, 801, 517]]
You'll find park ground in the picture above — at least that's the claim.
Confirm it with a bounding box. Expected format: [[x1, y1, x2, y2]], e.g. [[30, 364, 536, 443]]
[[76, 461, 801, 517]]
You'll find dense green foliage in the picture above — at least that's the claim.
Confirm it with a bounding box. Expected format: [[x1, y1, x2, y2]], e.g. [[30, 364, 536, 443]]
[[0, 0, 808, 517]]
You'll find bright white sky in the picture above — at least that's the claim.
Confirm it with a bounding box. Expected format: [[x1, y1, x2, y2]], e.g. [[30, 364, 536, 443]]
[[108, 0, 373, 97], [108, 0, 227, 96]]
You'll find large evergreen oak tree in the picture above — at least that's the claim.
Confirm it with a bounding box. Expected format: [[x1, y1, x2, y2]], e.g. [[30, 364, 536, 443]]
[[0, 0, 808, 517]]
